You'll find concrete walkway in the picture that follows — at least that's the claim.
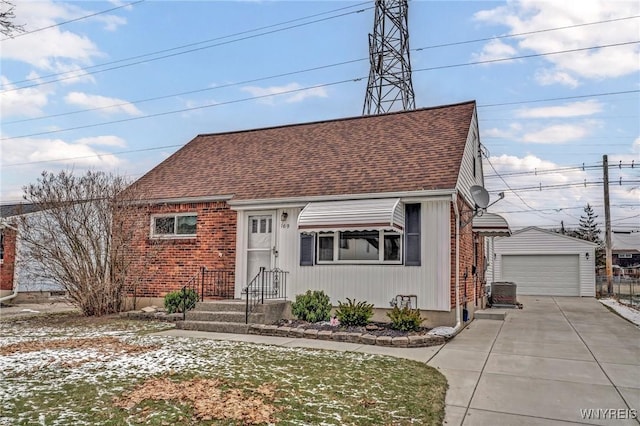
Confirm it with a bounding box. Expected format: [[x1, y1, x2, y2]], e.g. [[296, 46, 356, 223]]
[[154, 296, 639, 425]]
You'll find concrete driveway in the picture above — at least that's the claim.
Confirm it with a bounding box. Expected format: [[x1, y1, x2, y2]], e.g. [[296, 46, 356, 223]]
[[436, 296, 639, 425]]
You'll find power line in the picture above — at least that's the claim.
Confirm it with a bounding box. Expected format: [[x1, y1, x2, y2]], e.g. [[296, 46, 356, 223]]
[[2, 85, 638, 164], [496, 204, 640, 214], [4, 38, 639, 140], [478, 90, 640, 109], [0, 1, 144, 41], [489, 180, 640, 193], [2, 58, 366, 125], [0, 3, 371, 92], [483, 152, 551, 219], [484, 163, 636, 179], [413, 40, 640, 74], [0, 78, 361, 143], [2, 12, 636, 92], [3, 31, 638, 125]]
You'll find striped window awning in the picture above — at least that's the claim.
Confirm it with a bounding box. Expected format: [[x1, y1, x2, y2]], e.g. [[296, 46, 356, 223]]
[[472, 212, 511, 236], [298, 199, 404, 233]]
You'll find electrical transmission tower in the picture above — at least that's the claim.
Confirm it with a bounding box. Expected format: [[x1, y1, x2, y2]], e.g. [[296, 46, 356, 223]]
[[363, 0, 415, 115]]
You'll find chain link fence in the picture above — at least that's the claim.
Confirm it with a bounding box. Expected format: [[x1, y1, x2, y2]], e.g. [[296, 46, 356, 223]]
[[596, 275, 640, 309]]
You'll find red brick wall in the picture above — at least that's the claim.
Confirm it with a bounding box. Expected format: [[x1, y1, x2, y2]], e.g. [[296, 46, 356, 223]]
[[0, 227, 17, 291], [124, 201, 237, 298], [449, 198, 479, 307]]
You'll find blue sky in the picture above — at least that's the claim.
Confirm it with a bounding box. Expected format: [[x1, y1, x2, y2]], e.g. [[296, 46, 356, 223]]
[[1, 0, 639, 231]]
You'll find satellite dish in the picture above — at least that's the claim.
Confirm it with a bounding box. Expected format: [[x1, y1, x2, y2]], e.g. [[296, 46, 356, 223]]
[[470, 185, 490, 209]]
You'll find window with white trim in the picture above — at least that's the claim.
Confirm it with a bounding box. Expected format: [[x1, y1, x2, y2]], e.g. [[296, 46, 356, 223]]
[[151, 213, 197, 238], [316, 230, 402, 264]]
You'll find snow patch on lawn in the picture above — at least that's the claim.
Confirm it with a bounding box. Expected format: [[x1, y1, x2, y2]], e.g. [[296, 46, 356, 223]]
[[599, 298, 640, 326]]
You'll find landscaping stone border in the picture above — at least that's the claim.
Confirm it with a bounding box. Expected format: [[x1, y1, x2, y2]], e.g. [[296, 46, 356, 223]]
[[248, 324, 445, 348]]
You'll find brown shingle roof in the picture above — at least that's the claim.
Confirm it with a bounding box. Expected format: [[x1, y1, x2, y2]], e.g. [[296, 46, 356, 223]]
[[132, 101, 476, 201]]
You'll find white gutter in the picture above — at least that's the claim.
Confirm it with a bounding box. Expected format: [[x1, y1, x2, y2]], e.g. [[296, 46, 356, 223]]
[[228, 189, 457, 208], [450, 192, 463, 337], [0, 287, 18, 303]]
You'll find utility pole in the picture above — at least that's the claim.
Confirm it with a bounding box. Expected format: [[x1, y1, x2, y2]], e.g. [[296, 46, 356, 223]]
[[363, 0, 415, 115], [603, 155, 613, 295]]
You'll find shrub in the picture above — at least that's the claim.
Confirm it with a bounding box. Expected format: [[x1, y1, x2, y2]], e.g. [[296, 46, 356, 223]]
[[387, 306, 425, 331], [335, 298, 374, 326], [291, 290, 331, 322], [164, 288, 198, 314]]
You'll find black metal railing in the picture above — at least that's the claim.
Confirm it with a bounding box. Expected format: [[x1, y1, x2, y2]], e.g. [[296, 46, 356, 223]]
[[244, 267, 288, 323], [181, 267, 236, 320]]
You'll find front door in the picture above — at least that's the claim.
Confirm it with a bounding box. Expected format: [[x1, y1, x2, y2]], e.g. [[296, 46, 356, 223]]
[[247, 214, 274, 283]]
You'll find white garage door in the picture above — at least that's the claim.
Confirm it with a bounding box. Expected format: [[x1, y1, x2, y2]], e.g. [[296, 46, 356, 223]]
[[502, 254, 580, 296]]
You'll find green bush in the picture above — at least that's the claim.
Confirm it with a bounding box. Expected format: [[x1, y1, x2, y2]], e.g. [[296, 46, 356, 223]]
[[335, 298, 374, 326], [164, 288, 198, 314], [387, 306, 425, 331], [291, 290, 331, 322]]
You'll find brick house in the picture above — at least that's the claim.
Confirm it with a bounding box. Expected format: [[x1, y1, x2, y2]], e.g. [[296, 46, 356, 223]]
[[125, 101, 507, 327]]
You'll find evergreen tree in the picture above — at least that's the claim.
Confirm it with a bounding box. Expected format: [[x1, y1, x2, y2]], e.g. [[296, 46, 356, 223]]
[[575, 203, 602, 244]]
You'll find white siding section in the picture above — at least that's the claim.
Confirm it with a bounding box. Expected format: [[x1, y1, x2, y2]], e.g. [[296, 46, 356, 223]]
[[456, 108, 483, 206], [237, 200, 452, 311], [493, 227, 596, 297]]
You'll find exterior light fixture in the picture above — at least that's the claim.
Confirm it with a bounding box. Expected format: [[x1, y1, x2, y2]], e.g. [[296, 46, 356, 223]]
[[281, 212, 288, 222]]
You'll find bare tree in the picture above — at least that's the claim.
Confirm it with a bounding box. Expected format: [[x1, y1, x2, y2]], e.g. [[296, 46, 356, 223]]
[[18, 170, 149, 316], [1, 0, 25, 37]]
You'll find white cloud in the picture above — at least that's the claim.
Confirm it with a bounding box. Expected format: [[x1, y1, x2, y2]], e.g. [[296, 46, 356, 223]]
[[241, 83, 328, 104], [521, 124, 590, 144], [75, 136, 127, 148], [94, 14, 127, 31], [471, 39, 518, 63], [515, 100, 603, 118], [64, 92, 142, 116], [483, 120, 597, 144], [1, 0, 129, 75], [0, 135, 122, 168], [473, 1, 640, 85], [534, 68, 579, 88], [0, 74, 53, 117]]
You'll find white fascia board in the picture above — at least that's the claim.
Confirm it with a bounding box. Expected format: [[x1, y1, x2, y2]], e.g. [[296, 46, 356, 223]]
[[127, 195, 235, 205], [228, 189, 456, 210]]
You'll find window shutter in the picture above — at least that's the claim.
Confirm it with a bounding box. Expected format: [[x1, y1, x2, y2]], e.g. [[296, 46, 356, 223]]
[[300, 233, 314, 266], [405, 204, 421, 266]]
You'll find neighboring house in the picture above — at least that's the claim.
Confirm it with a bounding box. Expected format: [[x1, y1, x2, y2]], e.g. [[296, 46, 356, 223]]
[[125, 101, 507, 326], [611, 231, 640, 271], [492, 227, 597, 297], [0, 203, 64, 302]]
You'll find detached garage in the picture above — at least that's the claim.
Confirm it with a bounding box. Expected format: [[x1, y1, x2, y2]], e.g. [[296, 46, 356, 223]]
[[492, 227, 597, 297]]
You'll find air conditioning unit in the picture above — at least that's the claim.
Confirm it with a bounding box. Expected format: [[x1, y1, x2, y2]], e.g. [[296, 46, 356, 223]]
[[490, 281, 517, 306]]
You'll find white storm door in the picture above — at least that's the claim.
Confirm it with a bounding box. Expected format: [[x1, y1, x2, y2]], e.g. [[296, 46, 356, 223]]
[[247, 214, 275, 283]]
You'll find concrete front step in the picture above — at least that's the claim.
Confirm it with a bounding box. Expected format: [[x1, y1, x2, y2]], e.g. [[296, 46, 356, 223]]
[[177, 320, 250, 334], [474, 310, 508, 320], [195, 300, 247, 312], [185, 310, 264, 324]]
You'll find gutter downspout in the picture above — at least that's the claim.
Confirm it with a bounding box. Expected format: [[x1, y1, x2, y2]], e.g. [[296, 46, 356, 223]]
[[0, 221, 19, 303], [450, 192, 462, 337]]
